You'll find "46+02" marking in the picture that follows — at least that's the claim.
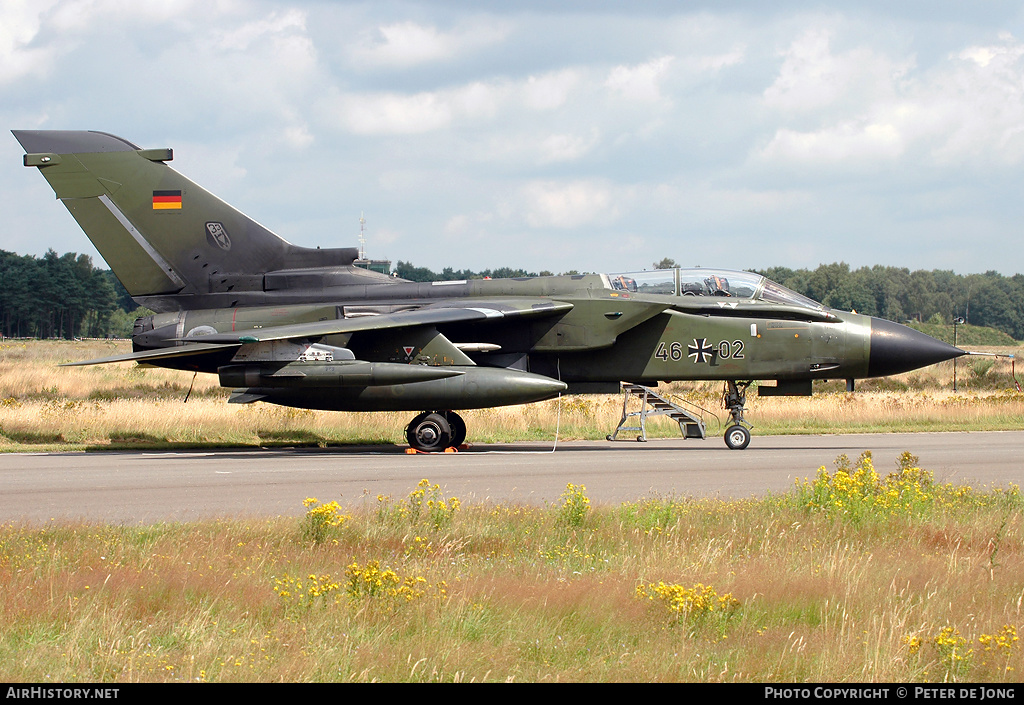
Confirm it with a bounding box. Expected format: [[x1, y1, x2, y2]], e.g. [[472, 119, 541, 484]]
[[654, 339, 745, 364]]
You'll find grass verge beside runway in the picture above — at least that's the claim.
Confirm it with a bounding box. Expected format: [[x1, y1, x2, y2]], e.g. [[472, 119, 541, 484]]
[[1, 340, 1023, 451], [0, 459, 1021, 682]]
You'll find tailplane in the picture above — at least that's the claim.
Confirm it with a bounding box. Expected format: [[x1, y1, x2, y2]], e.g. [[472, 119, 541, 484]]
[[14, 130, 364, 309]]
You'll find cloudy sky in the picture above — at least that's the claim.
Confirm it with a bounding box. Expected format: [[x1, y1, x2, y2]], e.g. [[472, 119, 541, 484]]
[[3, 1, 1024, 278]]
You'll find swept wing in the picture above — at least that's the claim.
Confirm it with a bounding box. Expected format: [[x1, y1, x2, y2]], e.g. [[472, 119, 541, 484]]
[[64, 299, 574, 367], [173, 299, 574, 345]]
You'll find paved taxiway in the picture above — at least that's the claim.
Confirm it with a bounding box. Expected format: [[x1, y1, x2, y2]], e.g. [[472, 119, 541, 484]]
[[0, 431, 1020, 524]]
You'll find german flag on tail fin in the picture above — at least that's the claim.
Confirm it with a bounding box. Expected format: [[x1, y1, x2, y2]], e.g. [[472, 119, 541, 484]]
[[152, 190, 182, 210]]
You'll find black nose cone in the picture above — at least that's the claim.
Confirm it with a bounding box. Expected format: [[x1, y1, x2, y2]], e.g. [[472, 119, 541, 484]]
[[868, 318, 966, 377]]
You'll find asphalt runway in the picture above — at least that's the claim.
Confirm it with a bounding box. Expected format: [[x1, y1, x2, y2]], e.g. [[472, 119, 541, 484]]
[[0, 431, 1021, 525]]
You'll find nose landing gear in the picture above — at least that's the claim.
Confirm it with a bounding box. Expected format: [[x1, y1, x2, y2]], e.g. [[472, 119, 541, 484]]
[[723, 380, 752, 450]]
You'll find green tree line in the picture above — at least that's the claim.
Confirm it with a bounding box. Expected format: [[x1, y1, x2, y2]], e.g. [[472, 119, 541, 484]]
[[394, 261, 557, 281], [755, 263, 1024, 340], [2, 252, 1022, 341], [0, 249, 137, 339], [400, 259, 1024, 341]]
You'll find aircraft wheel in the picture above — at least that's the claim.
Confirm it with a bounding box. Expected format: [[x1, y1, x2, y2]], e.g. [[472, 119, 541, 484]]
[[443, 411, 467, 448], [406, 412, 452, 453], [724, 425, 751, 450]]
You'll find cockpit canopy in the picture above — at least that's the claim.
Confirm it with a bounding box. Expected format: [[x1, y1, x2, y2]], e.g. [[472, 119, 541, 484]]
[[606, 268, 826, 313]]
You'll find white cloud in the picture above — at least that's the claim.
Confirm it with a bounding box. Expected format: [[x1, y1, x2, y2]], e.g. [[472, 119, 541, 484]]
[[538, 130, 601, 164], [758, 30, 1024, 171], [927, 35, 1024, 165], [760, 121, 904, 164], [214, 8, 307, 51], [326, 68, 589, 136], [958, 33, 1024, 68], [764, 28, 837, 111], [282, 124, 314, 149], [652, 182, 813, 219], [331, 88, 464, 135], [520, 180, 624, 229], [46, 0, 197, 29], [462, 129, 599, 168], [151, 7, 324, 140], [0, 0, 60, 84], [691, 46, 746, 73], [763, 28, 910, 114], [348, 19, 511, 68], [606, 56, 674, 103], [522, 69, 581, 111]]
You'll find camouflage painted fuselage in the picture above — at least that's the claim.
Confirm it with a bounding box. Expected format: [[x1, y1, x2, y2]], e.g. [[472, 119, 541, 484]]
[[15, 129, 963, 418]]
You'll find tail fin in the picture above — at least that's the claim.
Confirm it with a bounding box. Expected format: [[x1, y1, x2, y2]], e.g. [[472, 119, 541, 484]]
[[13, 130, 357, 303]]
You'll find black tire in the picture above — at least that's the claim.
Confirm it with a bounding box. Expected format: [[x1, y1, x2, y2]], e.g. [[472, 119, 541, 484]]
[[443, 411, 467, 448], [406, 412, 452, 452], [724, 425, 751, 450]]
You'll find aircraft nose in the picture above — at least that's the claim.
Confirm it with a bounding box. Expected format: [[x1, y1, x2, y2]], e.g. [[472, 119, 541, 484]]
[[867, 317, 966, 377]]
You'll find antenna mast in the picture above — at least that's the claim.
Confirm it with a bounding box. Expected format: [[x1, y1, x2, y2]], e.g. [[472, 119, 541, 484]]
[[358, 212, 367, 260]]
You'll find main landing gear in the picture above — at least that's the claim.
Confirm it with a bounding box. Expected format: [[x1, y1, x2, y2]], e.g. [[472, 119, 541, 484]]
[[405, 385, 755, 452], [722, 380, 753, 450], [405, 410, 467, 452]]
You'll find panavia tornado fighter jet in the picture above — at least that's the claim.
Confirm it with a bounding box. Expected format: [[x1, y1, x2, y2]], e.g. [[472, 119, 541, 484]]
[[13, 130, 966, 451]]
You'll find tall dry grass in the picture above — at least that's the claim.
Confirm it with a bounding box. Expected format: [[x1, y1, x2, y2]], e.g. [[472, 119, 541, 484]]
[[1, 340, 1023, 450]]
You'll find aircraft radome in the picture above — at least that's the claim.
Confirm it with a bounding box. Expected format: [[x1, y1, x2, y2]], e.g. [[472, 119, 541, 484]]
[[13, 130, 967, 452]]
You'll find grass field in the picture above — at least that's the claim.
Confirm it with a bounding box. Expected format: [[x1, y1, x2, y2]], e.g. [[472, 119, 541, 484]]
[[0, 340, 1022, 683]]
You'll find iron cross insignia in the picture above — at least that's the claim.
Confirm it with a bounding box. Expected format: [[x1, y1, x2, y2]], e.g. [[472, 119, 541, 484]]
[[688, 338, 714, 364]]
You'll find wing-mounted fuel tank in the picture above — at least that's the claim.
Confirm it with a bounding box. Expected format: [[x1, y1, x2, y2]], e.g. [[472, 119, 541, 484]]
[[222, 361, 567, 412]]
